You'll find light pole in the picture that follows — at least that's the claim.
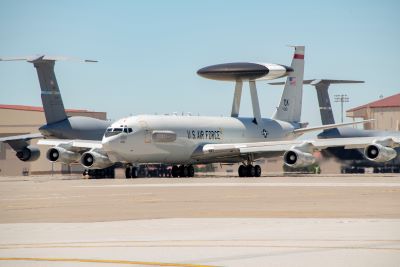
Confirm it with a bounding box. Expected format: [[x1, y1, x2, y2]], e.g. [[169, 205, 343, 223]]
[[334, 94, 349, 123]]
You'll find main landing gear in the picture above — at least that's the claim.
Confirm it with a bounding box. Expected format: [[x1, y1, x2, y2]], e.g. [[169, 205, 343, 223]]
[[83, 167, 115, 179], [125, 166, 139, 178], [171, 165, 195, 178], [238, 164, 261, 177]]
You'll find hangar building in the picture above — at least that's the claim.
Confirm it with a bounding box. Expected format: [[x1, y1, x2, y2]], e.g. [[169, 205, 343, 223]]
[[346, 93, 400, 131]]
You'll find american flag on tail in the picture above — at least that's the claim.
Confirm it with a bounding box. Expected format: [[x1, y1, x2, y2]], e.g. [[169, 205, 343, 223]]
[[288, 77, 296, 86]]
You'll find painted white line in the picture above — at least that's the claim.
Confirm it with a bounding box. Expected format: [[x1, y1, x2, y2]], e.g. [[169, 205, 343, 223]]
[[75, 182, 400, 188]]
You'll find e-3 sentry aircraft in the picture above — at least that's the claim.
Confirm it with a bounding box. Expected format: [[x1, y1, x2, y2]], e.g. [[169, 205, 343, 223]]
[[39, 46, 400, 178]]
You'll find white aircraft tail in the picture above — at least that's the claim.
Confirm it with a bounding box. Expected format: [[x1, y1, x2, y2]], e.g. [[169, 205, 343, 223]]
[[273, 46, 305, 123]]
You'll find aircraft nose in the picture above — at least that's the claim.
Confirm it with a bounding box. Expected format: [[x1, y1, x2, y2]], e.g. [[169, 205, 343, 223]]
[[102, 135, 118, 152]]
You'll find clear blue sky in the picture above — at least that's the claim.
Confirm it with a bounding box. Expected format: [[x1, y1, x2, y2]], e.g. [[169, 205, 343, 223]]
[[0, 0, 399, 127]]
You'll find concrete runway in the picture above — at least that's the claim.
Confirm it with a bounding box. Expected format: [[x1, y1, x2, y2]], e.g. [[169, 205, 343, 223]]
[[0, 174, 399, 266]]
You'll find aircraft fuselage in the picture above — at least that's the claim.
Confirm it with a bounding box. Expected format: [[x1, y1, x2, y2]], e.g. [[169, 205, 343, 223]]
[[102, 115, 299, 164]]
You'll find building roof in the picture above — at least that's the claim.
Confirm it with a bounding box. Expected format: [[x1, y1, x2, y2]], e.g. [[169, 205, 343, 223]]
[[347, 93, 400, 112], [0, 104, 88, 113]]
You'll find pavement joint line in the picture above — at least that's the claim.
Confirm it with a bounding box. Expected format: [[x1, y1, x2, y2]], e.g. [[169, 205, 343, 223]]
[[0, 257, 218, 267]]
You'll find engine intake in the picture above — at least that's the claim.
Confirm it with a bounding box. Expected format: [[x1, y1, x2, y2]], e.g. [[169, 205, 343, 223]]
[[46, 146, 80, 164], [283, 149, 316, 168], [80, 151, 113, 169], [16, 146, 40, 162], [364, 144, 397, 162]]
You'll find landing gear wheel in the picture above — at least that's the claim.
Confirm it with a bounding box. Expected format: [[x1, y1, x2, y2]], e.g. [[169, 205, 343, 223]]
[[131, 167, 139, 178], [125, 167, 132, 178], [246, 165, 256, 177], [172, 165, 179, 177], [254, 165, 261, 177], [179, 165, 189, 177], [187, 165, 195, 177], [238, 165, 246, 177]]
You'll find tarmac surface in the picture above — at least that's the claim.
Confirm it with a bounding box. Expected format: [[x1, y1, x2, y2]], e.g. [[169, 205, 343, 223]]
[[0, 174, 399, 266]]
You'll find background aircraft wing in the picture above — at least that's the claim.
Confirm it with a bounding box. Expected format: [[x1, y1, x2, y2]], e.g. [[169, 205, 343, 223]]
[[0, 133, 44, 150], [0, 133, 43, 143]]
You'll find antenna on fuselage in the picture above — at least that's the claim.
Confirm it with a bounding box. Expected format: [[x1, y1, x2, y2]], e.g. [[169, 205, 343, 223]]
[[197, 59, 293, 124]]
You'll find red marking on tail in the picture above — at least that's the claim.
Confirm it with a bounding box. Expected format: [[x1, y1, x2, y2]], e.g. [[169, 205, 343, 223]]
[[294, 54, 304, 59]]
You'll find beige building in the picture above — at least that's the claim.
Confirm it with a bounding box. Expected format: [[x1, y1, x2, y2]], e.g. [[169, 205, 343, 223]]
[[0, 104, 107, 176], [346, 93, 400, 131]]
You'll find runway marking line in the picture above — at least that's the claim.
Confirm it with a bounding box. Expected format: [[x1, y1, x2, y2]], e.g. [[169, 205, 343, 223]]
[[75, 182, 400, 188], [0, 257, 217, 267]]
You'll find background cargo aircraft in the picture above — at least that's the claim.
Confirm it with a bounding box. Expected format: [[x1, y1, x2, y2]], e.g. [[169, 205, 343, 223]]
[[38, 46, 399, 178], [308, 80, 400, 172], [0, 56, 114, 177], [271, 79, 400, 172]]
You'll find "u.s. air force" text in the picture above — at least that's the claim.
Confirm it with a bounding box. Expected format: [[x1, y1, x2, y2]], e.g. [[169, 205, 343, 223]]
[[187, 130, 222, 140]]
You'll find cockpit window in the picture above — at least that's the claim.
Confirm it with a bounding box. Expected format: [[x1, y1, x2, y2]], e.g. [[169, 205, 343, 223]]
[[104, 127, 134, 137]]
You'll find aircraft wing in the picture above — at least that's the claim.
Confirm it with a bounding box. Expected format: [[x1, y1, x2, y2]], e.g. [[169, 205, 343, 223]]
[[0, 133, 43, 143], [202, 136, 400, 156], [38, 139, 102, 149], [293, 120, 373, 134], [0, 133, 44, 150]]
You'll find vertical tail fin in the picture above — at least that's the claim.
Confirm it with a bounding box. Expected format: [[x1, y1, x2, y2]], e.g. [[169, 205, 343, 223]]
[[314, 81, 336, 125], [273, 46, 305, 123], [306, 79, 364, 125], [31, 57, 68, 124], [0, 55, 97, 124]]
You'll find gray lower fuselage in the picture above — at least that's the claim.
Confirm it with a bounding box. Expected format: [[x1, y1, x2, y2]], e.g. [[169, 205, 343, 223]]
[[102, 115, 299, 164]]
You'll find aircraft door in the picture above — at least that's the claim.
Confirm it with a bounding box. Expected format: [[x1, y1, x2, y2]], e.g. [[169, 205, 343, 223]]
[[144, 129, 152, 143], [139, 121, 152, 143]]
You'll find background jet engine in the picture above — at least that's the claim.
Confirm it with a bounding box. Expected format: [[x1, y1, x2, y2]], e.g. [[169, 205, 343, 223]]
[[80, 151, 113, 169], [283, 149, 316, 168], [46, 146, 80, 164], [364, 144, 397, 162], [16, 146, 40, 162]]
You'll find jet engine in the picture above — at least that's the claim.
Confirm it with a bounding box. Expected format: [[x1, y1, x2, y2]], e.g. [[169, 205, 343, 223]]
[[46, 146, 80, 164], [80, 150, 113, 169], [364, 144, 397, 162], [283, 149, 316, 168], [16, 146, 40, 162]]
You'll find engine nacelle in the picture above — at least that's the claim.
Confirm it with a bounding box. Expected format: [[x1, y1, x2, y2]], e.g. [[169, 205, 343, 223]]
[[364, 144, 397, 162], [283, 149, 316, 168], [16, 146, 41, 162], [80, 151, 113, 169], [46, 146, 80, 164]]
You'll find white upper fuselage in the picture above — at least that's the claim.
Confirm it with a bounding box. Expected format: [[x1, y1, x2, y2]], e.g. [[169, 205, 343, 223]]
[[102, 114, 300, 164]]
